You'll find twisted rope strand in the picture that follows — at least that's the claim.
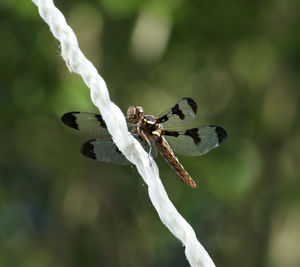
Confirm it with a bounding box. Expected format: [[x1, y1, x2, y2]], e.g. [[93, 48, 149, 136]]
[[31, 1, 215, 266]]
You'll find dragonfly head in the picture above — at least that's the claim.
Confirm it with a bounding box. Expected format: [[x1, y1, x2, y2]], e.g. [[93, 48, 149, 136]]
[[127, 106, 144, 123]]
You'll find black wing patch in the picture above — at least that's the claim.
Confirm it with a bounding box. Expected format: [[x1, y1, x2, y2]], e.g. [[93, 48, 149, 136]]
[[81, 141, 97, 159], [164, 126, 227, 156], [184, 128, 201, 145], [61, 112, 80, 129], [61, 112, 109, 137], [171, 104, 185, 120], [213, 125, 227, 144], [157, 97, 197, 128]]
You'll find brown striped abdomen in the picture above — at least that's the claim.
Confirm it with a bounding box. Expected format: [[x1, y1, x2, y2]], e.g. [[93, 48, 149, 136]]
[[155, 137, 196, 188]]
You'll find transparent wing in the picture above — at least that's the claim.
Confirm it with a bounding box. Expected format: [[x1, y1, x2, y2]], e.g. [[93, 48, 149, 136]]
[[61, 112, 109, 137], [81, 138, 129, 165], [164, 125, 227, 156], [135, 135, 158, 159], [81, 138, 158, 165], [62, 112, 158, 163], [157, 97, 197, 128]]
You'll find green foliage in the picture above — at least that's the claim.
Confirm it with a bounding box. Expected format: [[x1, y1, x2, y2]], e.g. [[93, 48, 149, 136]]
[[0, 0, 300, 266]]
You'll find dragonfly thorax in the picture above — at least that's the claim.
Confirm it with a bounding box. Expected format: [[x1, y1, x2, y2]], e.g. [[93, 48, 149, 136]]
[[139, 115, 162, 136]]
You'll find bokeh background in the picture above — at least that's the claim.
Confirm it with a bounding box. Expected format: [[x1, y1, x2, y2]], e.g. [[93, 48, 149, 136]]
[[1, 0, 300, 266]]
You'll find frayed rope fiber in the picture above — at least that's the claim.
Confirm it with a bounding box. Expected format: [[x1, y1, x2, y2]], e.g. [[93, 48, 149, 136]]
[[31, 1, 215, 266]]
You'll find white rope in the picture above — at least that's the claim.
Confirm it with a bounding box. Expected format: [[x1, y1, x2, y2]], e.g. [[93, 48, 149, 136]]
[[31, 1, 215, 266]]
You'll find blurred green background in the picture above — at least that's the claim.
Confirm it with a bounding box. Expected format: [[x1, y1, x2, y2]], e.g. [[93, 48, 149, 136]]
[[1, 0, 300, 266]]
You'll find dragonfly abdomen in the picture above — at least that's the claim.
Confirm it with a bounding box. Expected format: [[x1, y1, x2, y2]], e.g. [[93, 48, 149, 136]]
[[156, 137, 196, 188]]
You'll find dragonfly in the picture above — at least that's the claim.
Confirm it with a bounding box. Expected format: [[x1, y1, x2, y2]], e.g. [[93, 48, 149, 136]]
[[61, 97, 227, 188]]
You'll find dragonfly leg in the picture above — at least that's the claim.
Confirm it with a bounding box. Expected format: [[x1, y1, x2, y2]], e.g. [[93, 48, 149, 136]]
[[130, 124, 137, 134], [148, 145, 153, 166], [139, 130, 151, 146]]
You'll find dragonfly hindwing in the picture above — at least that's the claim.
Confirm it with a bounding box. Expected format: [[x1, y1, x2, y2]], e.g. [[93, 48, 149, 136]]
[[164, 125, 227, 156], [81, 139, 129, 165]]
